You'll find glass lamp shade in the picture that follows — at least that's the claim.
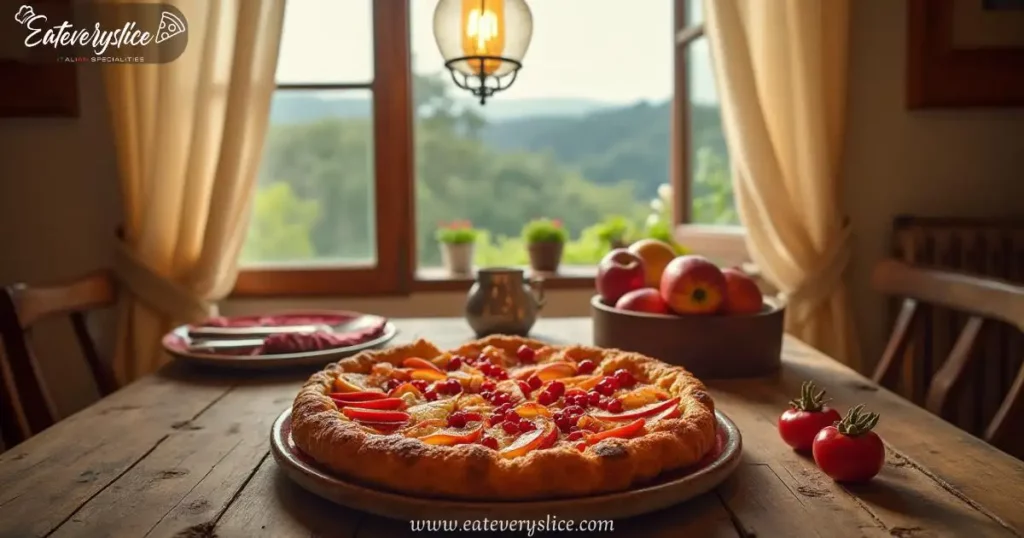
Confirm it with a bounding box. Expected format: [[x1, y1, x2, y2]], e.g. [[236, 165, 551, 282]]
[[433, 0, 533, 78]]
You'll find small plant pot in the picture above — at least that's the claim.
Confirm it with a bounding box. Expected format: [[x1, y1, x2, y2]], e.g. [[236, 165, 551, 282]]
[[441, 242, 474, 275], [527, 241, 564, 273]]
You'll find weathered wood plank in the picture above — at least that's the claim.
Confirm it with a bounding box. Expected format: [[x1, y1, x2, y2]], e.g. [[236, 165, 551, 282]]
[[2, 319, 1022, 538], [711, 379, 1019, 537], [49, 381, 299, 538], [710, 388, 890, 537], [213, 457, 362, 538], [775, 337, 1024, 533], [620, 492, 740, 538], [0, 367, 231, 538]]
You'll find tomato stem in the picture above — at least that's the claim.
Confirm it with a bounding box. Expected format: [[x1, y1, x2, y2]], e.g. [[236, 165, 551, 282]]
[[788, 380, 830, 412], [836, 404, 880, 436]]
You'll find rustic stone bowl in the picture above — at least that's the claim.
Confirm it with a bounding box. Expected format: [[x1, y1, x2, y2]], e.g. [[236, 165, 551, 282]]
[[590, 295, 784, 379]]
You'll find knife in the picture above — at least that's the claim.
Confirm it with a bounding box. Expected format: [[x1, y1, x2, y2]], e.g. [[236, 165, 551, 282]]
[[187, 323, 333, 340], [187, 338, 266, 353]]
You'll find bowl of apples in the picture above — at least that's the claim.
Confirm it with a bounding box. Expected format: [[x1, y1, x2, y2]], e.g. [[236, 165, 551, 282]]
[[590, 240, 784, 379]]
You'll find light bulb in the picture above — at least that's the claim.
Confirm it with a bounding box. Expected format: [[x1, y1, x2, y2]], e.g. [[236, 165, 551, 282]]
[[460, 0, 506, 75]]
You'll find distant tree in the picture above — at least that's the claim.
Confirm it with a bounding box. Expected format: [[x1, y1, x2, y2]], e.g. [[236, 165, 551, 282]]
[[691, 147, 739, 225], [242, 71, 737, 266], [241, 183, 321, 262]]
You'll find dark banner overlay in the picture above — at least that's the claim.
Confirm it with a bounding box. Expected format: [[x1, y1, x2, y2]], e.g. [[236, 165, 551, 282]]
[[2, 2, 188, 64]]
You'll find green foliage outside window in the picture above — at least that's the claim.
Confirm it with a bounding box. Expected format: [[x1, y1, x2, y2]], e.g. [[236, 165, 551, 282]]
[[241, 71, 736, 268]]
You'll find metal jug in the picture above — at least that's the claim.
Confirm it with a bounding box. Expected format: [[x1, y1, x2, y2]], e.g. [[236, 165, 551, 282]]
[[465, 268, 545, 336]]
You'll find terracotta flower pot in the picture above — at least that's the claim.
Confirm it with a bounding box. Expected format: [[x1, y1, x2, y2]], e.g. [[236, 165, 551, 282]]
[[527, 241, 564, 273], [441, 242, 474, 275]]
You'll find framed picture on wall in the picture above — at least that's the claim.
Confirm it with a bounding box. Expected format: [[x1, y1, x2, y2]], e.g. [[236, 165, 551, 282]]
[[907, 0, 1024, 108]]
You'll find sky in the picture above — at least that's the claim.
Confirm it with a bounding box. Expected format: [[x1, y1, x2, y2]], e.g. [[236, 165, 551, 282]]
[[275, 0, 719, 105]]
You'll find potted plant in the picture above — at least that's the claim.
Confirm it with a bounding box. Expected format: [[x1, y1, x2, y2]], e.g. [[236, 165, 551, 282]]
[[436, 220, 478, 275], [522, 218, 568, 272], [594, 215, 634, 250]]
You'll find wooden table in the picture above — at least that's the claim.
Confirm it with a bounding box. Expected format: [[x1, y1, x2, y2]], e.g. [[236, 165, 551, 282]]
[[1, 318, 1022, 538]]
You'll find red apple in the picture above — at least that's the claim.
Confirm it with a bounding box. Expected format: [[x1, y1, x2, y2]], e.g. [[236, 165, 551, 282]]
[[596, 249, 646, 304], [722, 268, 764, 314], [659, 255, 727, 314], [615, 288, 672, 314]]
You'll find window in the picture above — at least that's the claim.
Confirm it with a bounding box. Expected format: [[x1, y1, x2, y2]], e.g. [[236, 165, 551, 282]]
[[234, 0, 741, 296]]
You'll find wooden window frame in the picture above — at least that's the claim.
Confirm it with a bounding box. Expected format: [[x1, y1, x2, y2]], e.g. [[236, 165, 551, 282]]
[[671, 0, 749, 267], [232, 0, 747, 298], [233, 0, 414, 297]]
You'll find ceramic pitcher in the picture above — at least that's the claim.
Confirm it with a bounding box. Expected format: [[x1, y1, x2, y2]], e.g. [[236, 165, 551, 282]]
[[465, 268, 545, 336]]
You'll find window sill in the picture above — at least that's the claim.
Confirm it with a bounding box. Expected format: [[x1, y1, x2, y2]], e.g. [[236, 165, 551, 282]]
[[230, 265, 596, 298], [413, 266, 596, 293], [673, 224, 750, 267]]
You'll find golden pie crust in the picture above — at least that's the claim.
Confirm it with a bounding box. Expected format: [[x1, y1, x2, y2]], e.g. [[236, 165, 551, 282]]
[[290, 335, 717, 500]]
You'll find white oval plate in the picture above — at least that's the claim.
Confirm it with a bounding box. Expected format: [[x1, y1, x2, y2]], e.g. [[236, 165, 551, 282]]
[[162, 318, 397, 370]]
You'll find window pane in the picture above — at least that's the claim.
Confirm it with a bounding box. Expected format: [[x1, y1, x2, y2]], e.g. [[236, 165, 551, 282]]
[[688, 0, 703, 26], [686, 37, 737, 225], [276, 0, 373, 84], [411, 0, 675, 269], [241, 90, 376, 266]]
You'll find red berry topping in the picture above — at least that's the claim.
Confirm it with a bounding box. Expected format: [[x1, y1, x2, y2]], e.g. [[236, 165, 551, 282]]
[[613, 369, 637, 388], [563, 405, 585, 417], [443, 378, 462, 394], [384, 379, 402, 392], [481, 390, 494, 402], [493, 369, 509, 381], [489, 412, 505, 425], [567, 431, 585, 441], [480, 436, 499, 450], [517, 380, 532, 395], [576, 442, 587, 452], [565, 388, 586, 399], [493, 392, 512, 405], [504, 410, 520, 423], [502, 421, 521, 434], [577, 359, 597, 375], [537, 390, 555, 406], [410, 379, 429, 392], [447, 412, 467, 428], [424, 389, 439, 401], [462, 412, 483, 423], [597, 397, 610, 410], [516, 345, 536, 363], [527, 374, 543, 390], [547, 381, 566, 398], [555, 415, 575, 432], [595, 377, 619, 396], [495, 402, 513, 414], [606, 399, 624, 413], [519, 420, 537, 433], [479, 363, 494, 375], [481, 380, 497, 392], [588, 391, 602, 406], [447, 356, 463, 371]]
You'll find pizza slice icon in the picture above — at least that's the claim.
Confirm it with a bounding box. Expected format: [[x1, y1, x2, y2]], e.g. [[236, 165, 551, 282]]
[[156, 11, 186, 44]]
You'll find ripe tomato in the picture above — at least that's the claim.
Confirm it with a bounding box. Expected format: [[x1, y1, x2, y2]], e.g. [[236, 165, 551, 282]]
[[777, 381, 841, 451], [812, 404, 885, 483]]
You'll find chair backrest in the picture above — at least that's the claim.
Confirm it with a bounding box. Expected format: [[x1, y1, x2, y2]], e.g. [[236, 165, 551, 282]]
[[871, 259, 1024, 450], [0, 271, 118, 448]]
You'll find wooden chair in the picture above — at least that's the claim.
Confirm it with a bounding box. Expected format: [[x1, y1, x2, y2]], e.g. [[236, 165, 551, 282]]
[[0, 271, 118, 448], [871, 259, 1024, 454]]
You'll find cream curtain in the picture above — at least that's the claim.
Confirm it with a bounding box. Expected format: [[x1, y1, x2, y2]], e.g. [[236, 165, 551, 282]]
[[702, 0, 859, 366], [103, 0, 286, 383]]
